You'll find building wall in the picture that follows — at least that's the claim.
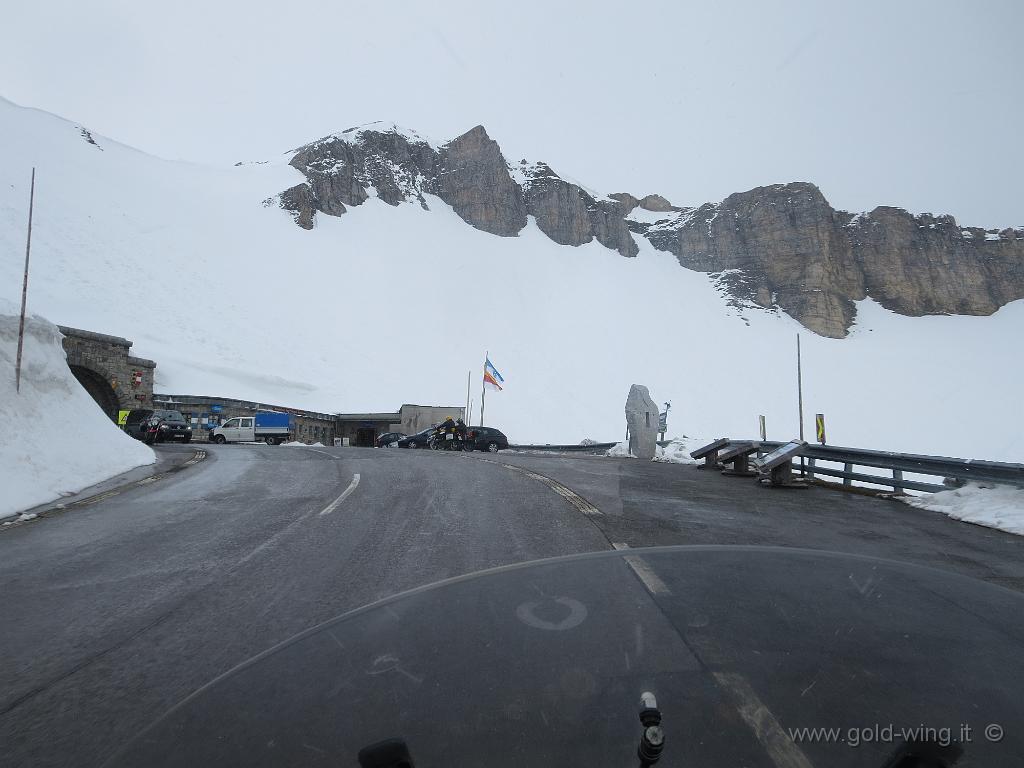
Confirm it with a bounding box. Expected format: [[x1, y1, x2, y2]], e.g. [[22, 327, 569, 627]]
[[398, 405, 465, 435], [335, 419, 398, 446], [59, 326, 156, 418], [153, 394, 336, 445]]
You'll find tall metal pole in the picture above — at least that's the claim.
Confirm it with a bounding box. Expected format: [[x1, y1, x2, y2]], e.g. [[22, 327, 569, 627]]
[[15, 168, 36, 394], [796, 333, 804, 441], [465, 370, 470, 423], [479, 351, 487, 427]]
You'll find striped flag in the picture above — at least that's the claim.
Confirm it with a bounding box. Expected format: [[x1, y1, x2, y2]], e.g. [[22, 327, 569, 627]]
[[483, 356, 504, 391]]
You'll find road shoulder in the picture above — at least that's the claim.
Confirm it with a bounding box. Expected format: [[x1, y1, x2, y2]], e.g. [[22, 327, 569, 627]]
[[2, 445, 210, 529]]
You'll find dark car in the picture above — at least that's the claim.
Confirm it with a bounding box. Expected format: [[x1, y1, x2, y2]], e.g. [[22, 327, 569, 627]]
[[125, 408, 193, 444], [463, 426, 508, 453], [375, 431, 407, 448], [397, 428, 435, 449]]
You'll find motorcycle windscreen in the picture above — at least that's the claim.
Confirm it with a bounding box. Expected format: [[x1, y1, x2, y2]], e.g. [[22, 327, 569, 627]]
[[103, 547, 1024, 767]]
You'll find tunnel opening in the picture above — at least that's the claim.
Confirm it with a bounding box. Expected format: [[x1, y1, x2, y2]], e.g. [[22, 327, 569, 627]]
[[69, 365, 120, 422]]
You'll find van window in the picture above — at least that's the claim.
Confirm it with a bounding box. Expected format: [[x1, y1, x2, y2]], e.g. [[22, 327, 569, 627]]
[[223, 418, 240, 428], [240, 418, 253, 428]]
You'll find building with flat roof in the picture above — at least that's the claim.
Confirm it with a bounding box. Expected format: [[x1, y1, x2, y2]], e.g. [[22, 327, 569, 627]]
[[335, 405, 466, 447], [152, 395, 464, 446]]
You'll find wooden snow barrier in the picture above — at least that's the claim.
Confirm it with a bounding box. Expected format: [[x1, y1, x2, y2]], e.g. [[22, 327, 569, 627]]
[[751, 440, 809, 488], [689, 437, 730, 470]]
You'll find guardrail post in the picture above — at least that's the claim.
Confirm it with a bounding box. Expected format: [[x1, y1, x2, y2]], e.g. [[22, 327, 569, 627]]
[[892, 469, 905, 495], [843, 463, 853, 488], [807, 458, 816, 480]]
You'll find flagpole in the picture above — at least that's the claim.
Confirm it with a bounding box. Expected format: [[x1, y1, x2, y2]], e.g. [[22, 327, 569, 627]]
[[479, 350, 487, 427]]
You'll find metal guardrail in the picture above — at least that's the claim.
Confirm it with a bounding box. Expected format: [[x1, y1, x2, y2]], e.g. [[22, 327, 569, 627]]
[[510, 442, 618, 453], [729, 439, 1024, 493]]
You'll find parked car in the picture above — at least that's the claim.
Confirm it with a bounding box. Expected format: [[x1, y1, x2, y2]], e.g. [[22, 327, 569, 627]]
[[397, 428, 436, 449], [375, 432, 407, 447], [463, 426, 509, 453], [125, 408, 193, 444]]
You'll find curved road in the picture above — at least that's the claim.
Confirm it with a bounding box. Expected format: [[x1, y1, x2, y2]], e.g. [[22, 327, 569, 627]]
[[0, 444, 609, 767], [3, 443, 1022, 767]]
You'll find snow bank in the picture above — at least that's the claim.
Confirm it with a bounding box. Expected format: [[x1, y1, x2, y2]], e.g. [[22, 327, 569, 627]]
[[283, 441, 325, 447], [902, 483, 1024, 536], [605, 442, 634, 458], [1, 302, 154, 518], [607, 437, 699, 463], [654, 438, 699, 465]]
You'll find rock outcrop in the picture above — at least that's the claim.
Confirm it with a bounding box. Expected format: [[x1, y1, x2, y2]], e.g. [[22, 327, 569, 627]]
[[644, 183, 1024, 337], [277, 123, 1023, 338], [434, 126, 526, 236], [520, 162, 638, 257], [644, 183, 867, 337]]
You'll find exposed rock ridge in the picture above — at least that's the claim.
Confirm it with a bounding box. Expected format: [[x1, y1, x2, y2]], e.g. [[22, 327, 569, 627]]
[[277, 125, 1023, 338]]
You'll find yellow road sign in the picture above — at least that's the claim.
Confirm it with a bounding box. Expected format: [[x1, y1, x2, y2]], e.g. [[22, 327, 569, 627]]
[[117, 410, 130, 427], [815, 413, 826, 444]]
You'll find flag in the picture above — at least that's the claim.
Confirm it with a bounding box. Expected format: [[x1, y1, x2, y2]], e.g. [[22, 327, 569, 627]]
[[483, 356, 504, 391]]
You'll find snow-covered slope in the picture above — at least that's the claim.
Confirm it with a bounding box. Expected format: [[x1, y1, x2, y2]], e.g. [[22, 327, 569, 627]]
[[0, 299, 154, 518], [1, 96, 1022, 461]]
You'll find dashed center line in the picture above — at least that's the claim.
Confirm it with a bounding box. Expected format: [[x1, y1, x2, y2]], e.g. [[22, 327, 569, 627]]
[[612, 543, 671, 595]]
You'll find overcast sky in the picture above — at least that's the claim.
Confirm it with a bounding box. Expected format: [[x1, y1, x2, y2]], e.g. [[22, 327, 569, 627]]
[[2, 0, 1020, 226]]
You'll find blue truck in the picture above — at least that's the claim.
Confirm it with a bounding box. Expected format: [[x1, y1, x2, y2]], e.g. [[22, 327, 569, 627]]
[[209, 412, 293, 445]]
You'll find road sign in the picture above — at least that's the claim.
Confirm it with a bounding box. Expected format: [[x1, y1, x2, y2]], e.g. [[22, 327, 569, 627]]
[[815, 413, 826, 444], [759, 415, 766, 441], [117, 410, 129, 427]]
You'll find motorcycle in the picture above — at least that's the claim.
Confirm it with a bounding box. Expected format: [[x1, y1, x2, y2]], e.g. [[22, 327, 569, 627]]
[[428, 420, 467, 451]]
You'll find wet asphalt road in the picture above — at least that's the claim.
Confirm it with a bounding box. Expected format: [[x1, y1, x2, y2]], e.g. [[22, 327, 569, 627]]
[[0, 444, 608, 768], [2, 444, 1022, 767]]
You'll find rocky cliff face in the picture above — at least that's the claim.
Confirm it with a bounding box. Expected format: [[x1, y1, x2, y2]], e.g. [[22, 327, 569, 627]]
[[277, 124, 1023, 338]]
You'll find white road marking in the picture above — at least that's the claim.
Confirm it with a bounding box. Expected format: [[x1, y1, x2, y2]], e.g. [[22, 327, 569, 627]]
[[319, 474, 361, 516], [306, 448, 339, 459], [485, 460, 603, 517], [75, 490, 121, 506], [713, 672, 815, 768], [612, 551, 808, 768], [611, 543, 671, 595]]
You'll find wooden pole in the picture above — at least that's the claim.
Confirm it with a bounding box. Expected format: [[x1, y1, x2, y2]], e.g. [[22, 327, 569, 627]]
[[15, 168, 36, 394]]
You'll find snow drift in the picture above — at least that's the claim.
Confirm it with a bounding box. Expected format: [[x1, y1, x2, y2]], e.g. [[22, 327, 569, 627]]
[[0, 300, 154, 518], [903, 484, 1024, 537], [0, 95, 1021, 462]]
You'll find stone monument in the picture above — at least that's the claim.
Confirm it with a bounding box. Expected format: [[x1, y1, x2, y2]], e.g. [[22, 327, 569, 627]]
[[625, 384, 659, 460]]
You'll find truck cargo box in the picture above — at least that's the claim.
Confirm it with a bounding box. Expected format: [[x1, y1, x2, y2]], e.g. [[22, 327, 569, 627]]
[[255, 412, 291, 429]]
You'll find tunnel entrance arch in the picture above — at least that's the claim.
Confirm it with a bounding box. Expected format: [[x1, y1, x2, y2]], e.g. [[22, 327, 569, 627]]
[[69, 365, 121, 420], [58, 325, 156, 422]]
